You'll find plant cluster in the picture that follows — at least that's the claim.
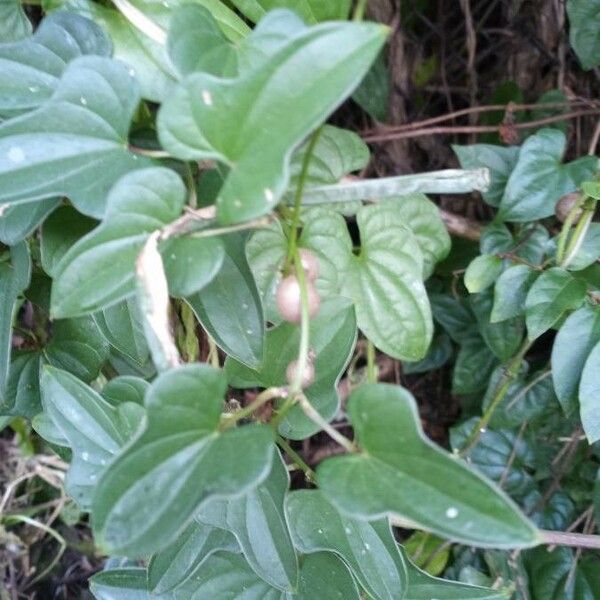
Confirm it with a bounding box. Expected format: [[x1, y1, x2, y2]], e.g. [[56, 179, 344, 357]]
[[0, 0, 600, 598]]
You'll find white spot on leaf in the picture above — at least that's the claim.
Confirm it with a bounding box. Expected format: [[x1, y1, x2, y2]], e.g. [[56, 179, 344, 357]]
[[7, 147, 25, 163], [445, 507, 459, 519], [201, 90, 213, 106]]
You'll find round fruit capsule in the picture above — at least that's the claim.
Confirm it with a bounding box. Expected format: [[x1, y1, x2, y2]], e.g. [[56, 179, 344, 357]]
[[275, 275, 320, 324], [297, 248, 320, 282], [286, 359, 315, 389]]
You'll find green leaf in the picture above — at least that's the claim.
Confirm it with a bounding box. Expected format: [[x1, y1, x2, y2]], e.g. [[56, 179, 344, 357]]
[[404, 532, 449, 576], [567, 0, 600, 70], [384, 194, 451, 278], [491, 265, 538, 322], [580, 340, 600, 443], [92, 364, 274, 557], [0, 0, 32, 42], [0, 56, 152, 218], [450, 419, 536, 498], [225, 297, 357, 440], [565, 223, 600, 271], [552, 304, 600, 415], [498, 129, 577, 222], [197, 450, 297, 591], [0, 12, 111, 117], [187, 233, 264, 368], [51, 167, 224, 318], [525, 267, 587, 340], [0, 198, 60, 245], [40, 206, 96, 277], [229, 0, 351, 23], [2, 352, 41, 418], [148, 522, 239, 594], [582, 180, 600, 199], [41, 366, 144, 508], [429, 293, 478, 343], [403, 333, 453, 375], [353, 50, 389, 122], [94, 298, 149, 366], [452, 334, 498, 395], [102, 376, 148, 407], [0, 242, 31, 403], [285, 489, 408, 600], [402, 549, 509, 600], [158, 19, 387, 224], [173, 551, 360, 599], [465, 255, 504, 294], [453, 144, 519, 207], [91, 568, 175, 600], [317, 383, 539, 548]]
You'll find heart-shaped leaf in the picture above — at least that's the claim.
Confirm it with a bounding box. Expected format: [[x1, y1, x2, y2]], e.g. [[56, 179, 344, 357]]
[[317, 383, 540, 548], [225, 297, 357, 440], [172, 551, 359, 599], [187, 232, 264, 368], [524, 267, 587, 340], [90, 568, 175, 600], [285, 489, 408, 600], [491, 265, 538, 322], [92, 364, 274, 558], [158, 19, 387, 223], [41, 366, 144, 508], [148, 522, 239, 594], [197, 450, 298, 591], [567, 0, 600, 70], [51, 167, 224, 318], [0, 56, 152, 218], [229, 0, 351, 23], [0, 12, 111, 117]]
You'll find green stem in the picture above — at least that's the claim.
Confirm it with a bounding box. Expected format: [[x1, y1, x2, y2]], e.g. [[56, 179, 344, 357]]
[[290, 252, 311, 395], [459, 339, 532, 455], [366, 340, 377, 383], [561, 198, 597, 268], [220, 387, 286, 430], [276, 436, 316, 482], [556, 194, 587, 265], [284, 128, 323, 271], [353, 0, 368, 21]]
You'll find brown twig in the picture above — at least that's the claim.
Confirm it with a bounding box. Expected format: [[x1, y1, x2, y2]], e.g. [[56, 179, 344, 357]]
[[439, 208, 482, 240]]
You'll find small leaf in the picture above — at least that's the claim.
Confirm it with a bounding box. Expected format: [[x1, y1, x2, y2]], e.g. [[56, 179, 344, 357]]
[[158, 18, 387, 223], [551, 304, 600, 415], [0, 56, 152, 218], [403, 333, 453, 375], [148, 522, 239, 594], [0, 198, 60, 245], [0, 0, 31, 42], [225, 297, 357, 440], [285, 489, 408, 600], [498, 129, 577, 222], [429, 293, 478, 343], [197, 450, 298, 591], [173, 551, 360, 599], [453, 144, 519, 207], [0, 12, 111, 117], [92, 364, 274, 557], [452, 333, 498, 395], [187, 233, 264, 368], [580, 340, 600, 443], [564, 223, 600, 271], [102, 376, 149, 407], [353, 51, 389, 122], [317, 383, 539, 548], [524, 267, 587, 340], [491, 265, 538, 322], [51, 167, 224, 318], [41, 366, 144, 508], [465, 255, 504, 294], [567, 0, 600, 70]]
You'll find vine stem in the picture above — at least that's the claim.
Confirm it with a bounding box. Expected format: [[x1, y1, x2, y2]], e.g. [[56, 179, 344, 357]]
[[284, 127, 323, 271], [112, 0, 166, 44], [366, 340, 377, 383], [220, 387, 286, 430], [540, 530, 600, 550], [290, 252, 312, 395], [561, 198, 597, 268], [459, 339, 533, 455], [353, 0, 368, 21], [556, 193, 587, 265], [276, 436, 316, 482]]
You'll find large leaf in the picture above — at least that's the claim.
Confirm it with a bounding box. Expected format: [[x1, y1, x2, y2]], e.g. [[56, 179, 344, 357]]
[[317, 383, 540, 548], [91, 568, 175, 600], [498, 129, 580, 222], [92, 364, 274, 558], [187, 233, 264, 368], [0, 0, 32, 42], [225, 297, 357, 440], [567, 0, 600, 70], [196, 450, 298, 591], [0, 56, 151, 218], [0, 199, 60, 245], [158, 18, 387, 224], [148, 522, 239, 594], [285, 490, 408, 600], [551, 304, 600, 415], [40, 366, 144, 508], [0, 12, 111, 117], [230, 0, 351, 23], [453, 144, 519, 207], [50, 167, 224, 318], [524, 267, 587, 340], [580, 340, 600, 444], [0, 243, 31, 402], [172, 551, 360, 599]]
